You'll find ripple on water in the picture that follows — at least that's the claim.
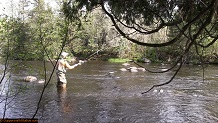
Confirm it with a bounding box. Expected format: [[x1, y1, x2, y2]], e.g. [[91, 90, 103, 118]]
[[1, 61, 218, 123]]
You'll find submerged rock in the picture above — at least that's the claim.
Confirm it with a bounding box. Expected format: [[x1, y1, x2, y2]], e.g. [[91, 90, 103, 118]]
[[120, 68, 127, 72], [127, 66, 138, 72], [143, 58, 151, 63], [128, 66, 138, 70], [38, 79, 45, 84], [24, 76, 37, 82], [79, 60, 86, 63], [106, 71, 115, 77], [122, 63, 130, 66], [129, 68, 138, 73], [137, 67, 146, 72]]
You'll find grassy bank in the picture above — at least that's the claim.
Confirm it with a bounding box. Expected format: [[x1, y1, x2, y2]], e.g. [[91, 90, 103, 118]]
[[107, 58, 130, 63]]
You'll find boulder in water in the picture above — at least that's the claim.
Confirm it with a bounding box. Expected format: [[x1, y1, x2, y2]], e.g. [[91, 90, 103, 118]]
[[129, 68, 138, 73], [137, 67, 146, 72], [38, 79, 45, 84], [128, 66, 137, 70], [127, 66, 138, 72], [143, 58, 151, 63], [120, 68, 127, 72], [24, 76, 37, 82], [122, 63, 130, 66], [79, 60, 85, 64]]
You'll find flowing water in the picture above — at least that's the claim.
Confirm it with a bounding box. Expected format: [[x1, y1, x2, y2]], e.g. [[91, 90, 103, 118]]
[[0, 60, 218, 123]]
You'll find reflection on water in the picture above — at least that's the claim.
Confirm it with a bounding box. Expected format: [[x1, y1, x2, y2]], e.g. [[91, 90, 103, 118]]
[[0, 60, 218, 122], [57, 87, 72, 113]]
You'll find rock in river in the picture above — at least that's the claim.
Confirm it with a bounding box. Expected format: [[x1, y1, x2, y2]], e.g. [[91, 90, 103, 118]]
[[24, 76, 37, 82], [120, 68, 128, 72]]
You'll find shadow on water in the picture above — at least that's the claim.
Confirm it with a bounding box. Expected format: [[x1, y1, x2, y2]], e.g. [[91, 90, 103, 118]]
[[0, 60, 218, 122]]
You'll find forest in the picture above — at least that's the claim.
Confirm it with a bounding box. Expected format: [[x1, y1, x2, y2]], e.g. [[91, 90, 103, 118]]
[[0, 0, 218, 122], [0, 0, 217, 64]]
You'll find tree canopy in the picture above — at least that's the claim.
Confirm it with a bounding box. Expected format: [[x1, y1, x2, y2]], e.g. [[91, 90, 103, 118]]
[[64, 0, 218, 55], [63, 0, 218, 92]]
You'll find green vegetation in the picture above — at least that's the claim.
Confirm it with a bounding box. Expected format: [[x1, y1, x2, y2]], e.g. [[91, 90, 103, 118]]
[[0, 0, 218, 64], [108, 58, 130, 63], [62, 0, 218, 65]]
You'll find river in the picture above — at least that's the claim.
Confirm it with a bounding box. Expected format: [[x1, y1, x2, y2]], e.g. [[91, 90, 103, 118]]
[[0, 60, 218, 123]]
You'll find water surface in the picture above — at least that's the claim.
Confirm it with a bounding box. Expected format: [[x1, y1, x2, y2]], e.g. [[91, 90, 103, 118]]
[[0, 61, 218, 123]]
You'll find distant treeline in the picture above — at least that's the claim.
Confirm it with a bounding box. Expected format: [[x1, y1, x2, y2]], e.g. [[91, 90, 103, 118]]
[[0, 0, 218, 64]]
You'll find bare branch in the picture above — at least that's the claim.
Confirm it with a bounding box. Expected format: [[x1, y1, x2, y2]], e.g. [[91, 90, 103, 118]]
[[141, 59, 183, 94], [197, 36, 218, 48]]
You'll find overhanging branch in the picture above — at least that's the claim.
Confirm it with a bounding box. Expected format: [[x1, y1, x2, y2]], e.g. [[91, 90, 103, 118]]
[[100, 0, 213, 47]]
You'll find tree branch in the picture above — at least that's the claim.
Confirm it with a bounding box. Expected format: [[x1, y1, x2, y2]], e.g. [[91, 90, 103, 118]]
[[141, 59, 183, 94], [100, 0, 213, 47]]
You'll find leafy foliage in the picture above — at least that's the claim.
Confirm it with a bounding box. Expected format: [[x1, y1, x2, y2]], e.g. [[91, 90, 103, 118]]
[[1, 0, 218, 63], [63, 0, 218, 63]]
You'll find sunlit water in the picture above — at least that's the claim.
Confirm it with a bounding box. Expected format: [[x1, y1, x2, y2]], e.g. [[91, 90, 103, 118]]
[[0, 61, 218, 123]]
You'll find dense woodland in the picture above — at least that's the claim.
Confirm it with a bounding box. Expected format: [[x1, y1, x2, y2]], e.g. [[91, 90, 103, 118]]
[[0, 0, 218, 119], [0, 0, 218, 64]]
